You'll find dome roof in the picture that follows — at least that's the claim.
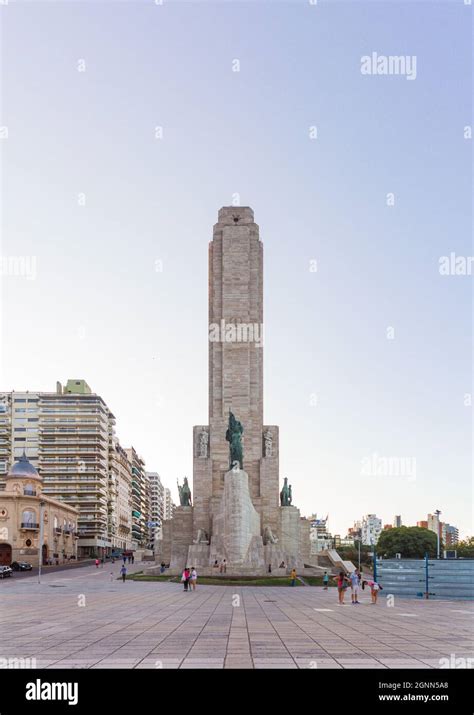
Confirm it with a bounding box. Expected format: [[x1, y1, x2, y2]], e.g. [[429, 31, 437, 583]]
[[7, 452, 41, 481]]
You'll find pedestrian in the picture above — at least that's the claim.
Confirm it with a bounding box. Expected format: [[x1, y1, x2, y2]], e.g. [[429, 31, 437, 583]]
[[333, 571, 350, 604], [190, 567, 197, 591], [323, 571, 329, 590], [128, 556, 131, 564], [101, 557, 104, 568], [181, 567, 189, 591], [222, 559, 227, 574], [120, 565, 127, 583], [363, 579, 382, 604], [95, 559, 100, 569], [350, 568, 361, 604], [131, 555, 134, 564], [290, 568, 297, 586], [122, 556, 126, 565], [110, 571, 114, 581], [268, 564, 272, 574], [160, 562, 165, 574]]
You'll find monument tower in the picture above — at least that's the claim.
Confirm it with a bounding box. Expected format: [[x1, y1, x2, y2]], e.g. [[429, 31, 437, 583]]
[[156, 207, 310, 574]]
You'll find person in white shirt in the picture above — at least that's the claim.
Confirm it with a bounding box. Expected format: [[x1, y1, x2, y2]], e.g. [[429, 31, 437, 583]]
[[190, 567, 197, 591], [350, 568, 361, 604]]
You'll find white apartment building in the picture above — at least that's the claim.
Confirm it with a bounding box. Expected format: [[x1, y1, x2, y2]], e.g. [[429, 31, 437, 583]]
[[145, 471, 164, 546], [361, 514, 382, 545]]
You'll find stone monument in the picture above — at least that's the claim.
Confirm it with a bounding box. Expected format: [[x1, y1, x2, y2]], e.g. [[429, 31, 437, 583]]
[[156, 207, 310, 574]]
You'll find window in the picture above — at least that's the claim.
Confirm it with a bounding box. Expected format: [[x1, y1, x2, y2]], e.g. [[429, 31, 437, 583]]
[[22, 509, 36, 524]]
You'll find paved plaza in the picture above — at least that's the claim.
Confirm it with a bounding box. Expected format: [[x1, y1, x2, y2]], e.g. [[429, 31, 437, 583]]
[[1, 563, 473, 670]]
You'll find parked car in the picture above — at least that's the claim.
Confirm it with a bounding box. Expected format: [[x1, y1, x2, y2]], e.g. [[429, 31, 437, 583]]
[[0, 566, 12, 579], [11, 561, 32, 571]]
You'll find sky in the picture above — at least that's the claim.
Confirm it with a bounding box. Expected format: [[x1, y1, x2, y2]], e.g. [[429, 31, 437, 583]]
[[0, 0, 472, 538]]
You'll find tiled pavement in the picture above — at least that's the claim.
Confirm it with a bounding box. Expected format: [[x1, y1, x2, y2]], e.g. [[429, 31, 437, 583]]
[[1, 564, 473, 669]]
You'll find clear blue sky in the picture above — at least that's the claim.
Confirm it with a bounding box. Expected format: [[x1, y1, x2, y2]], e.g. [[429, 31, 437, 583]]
[[1, 0, 472, 538]]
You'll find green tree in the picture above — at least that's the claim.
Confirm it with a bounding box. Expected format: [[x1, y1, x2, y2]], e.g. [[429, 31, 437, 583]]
[[456, 537, 474, 558], [376, 526, 438, 558]]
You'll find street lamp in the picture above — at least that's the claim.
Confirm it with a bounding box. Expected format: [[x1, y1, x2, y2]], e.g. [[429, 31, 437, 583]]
[[434, 509, 441, 559], [38, 500, 45, 584]]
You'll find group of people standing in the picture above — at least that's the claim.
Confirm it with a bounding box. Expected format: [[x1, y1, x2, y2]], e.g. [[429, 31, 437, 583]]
[[181, 566, 198, 591], [331, 567, 382, 605]]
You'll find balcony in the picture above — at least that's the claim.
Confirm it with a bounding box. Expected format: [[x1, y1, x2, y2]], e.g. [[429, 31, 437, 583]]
[[23, 488, 37, 496], [20, 522, 39, 530]]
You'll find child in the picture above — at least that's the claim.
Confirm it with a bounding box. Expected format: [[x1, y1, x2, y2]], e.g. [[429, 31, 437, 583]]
[[362, 579, 382, 604], [323, 571, 329, 590], [190, 567, 197, 591], [333, 571, 350, 604]]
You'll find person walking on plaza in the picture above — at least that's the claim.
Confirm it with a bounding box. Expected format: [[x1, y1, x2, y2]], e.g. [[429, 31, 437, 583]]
[[323, 571, 329, 590], [131, 554, 134, 564], [95, 558, 100, 569], [122, 555, 126, 565], [334, 571, 350, 604], [190, 567, 197, 591], [290, 568, 297, 586], [120, 565, 127, 583], [350, 568, 361, 604]]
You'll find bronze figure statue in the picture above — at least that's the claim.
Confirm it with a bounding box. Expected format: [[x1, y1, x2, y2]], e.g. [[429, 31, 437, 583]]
[[225, 410, 243, 470]]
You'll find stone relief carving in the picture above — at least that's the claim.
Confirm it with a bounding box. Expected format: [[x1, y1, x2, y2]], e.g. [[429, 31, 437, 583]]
[[263, 429, 273, 457], [263, 525, 278, 545], [193, 529, 209, 544], [199, 429, 209, 458]]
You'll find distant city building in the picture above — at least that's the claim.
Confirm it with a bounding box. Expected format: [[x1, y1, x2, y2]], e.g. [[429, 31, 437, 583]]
[[110, 440, 133, 552], [419, 513, 458, 549], [125, 447, 147, 549], [443, 524, 459, 547], [146, 472, 164, 546], [309, 514, 332, 553], [333, 534, 354, 549], [347, 521, 362, 542], [393, 515, 402, 528], [361, 514, 382, 545], [383, 524, 393, 530], [163, 487, 175, 521]]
